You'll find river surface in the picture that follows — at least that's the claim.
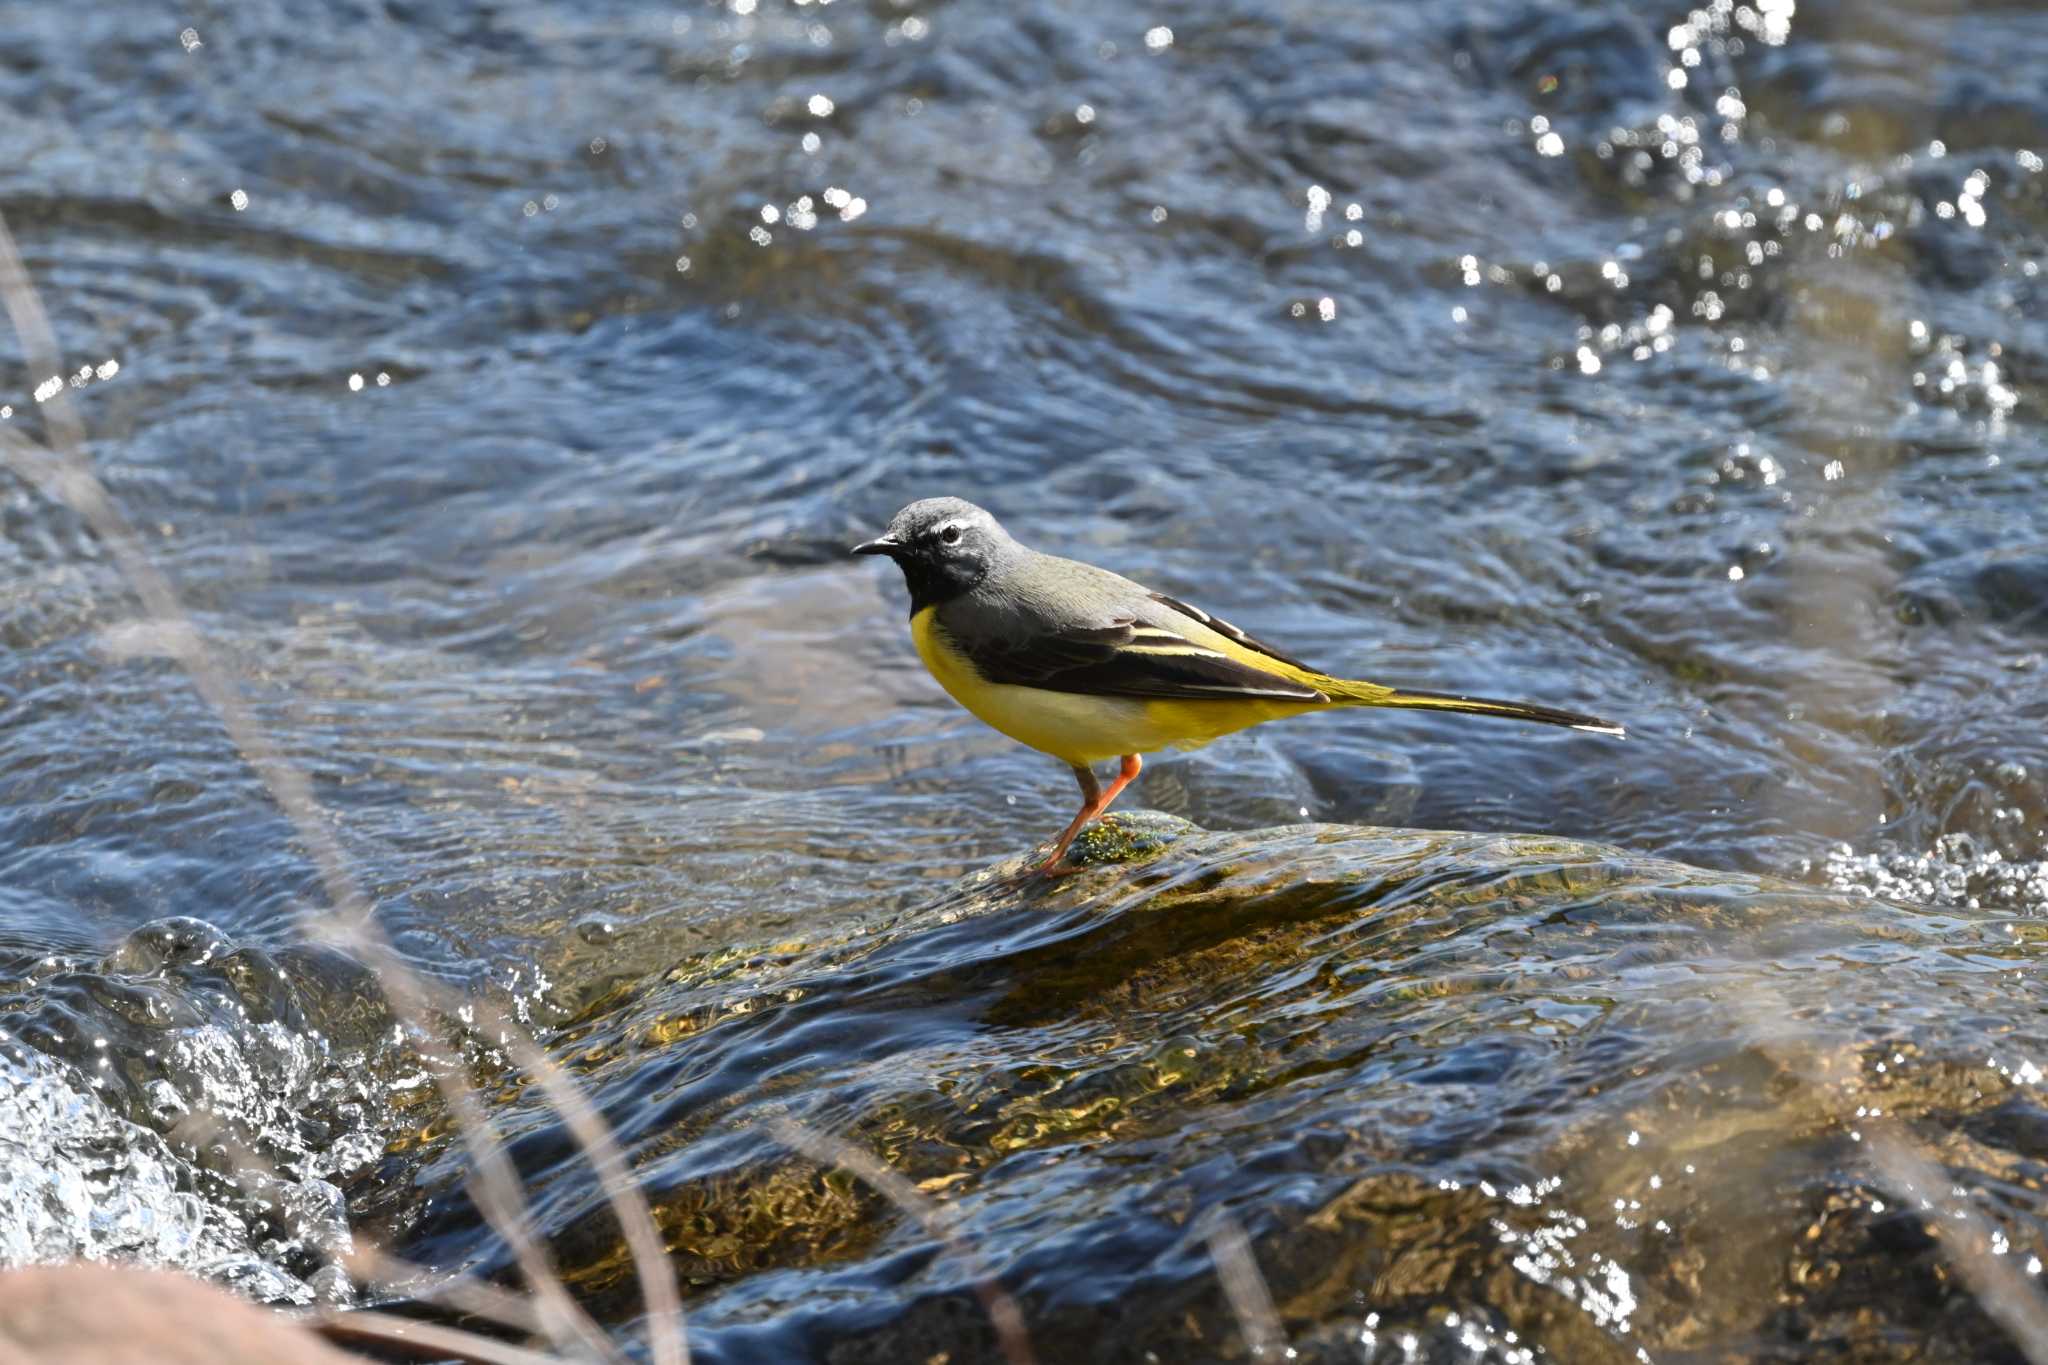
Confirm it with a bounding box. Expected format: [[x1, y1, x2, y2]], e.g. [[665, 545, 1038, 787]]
[[2, 0, 2046, 1359]]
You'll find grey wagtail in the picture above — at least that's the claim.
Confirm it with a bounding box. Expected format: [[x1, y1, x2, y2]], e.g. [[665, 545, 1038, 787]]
[[854, 497, 1624, 874]]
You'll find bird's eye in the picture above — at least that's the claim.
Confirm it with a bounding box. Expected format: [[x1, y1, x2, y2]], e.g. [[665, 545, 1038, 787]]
[[939, 524, 962, 545]]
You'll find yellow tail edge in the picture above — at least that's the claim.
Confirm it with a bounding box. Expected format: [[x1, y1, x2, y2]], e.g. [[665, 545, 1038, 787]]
[[1322, 680, 1625, 738]]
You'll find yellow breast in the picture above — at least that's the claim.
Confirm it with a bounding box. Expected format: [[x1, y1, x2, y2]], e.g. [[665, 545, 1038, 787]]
[[907, 607, 1314, 766]]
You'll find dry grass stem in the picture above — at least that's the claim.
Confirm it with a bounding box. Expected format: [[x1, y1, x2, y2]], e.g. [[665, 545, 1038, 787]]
[[365, 957, 625, 1365], [1201, 1210, 1286, 1360], [459, 990, 690, 1365], [1730, 980, 2048, 1364], [766, 1117, 1038, 1365], [340, 1245, 550, 1339], [0, 208, 687, 1365], [1865, 1134, 2048, 1365], [165, 1106, 551, 1339], [312, 1308, 575, 1365]]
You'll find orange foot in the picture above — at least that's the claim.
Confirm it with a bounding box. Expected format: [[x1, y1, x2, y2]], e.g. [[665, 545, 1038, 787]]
[[1033, 754, 1142, 877]]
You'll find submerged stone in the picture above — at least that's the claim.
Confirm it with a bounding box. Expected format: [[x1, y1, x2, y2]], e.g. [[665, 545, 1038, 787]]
[[497, 812, 2048, 1363]]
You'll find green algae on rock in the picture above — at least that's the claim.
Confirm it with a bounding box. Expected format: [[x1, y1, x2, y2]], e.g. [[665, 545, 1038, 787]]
[[1061, 810, 1195, 870]]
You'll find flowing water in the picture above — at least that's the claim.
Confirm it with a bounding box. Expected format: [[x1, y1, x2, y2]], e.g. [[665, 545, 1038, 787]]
[[2, 0, 2046, 1358]]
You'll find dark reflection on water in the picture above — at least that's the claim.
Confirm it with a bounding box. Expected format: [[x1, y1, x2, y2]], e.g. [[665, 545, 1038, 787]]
[[2, 0, 2046, 1356]]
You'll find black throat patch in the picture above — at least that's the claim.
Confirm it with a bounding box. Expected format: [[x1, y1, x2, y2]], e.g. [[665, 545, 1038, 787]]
[[899, 554, 986, 616]]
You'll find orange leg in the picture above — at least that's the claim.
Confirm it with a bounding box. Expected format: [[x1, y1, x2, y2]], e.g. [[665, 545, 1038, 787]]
[[1036, 754, 1143, 875]]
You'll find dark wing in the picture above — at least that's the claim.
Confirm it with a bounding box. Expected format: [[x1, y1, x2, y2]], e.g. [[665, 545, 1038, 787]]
[[958, 613, 1326, 703], [1147, 592, 1314, 671]]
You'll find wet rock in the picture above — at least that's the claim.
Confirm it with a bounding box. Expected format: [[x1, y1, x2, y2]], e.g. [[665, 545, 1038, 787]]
[[1063, 808, 1198, 867], [1897, 545, 2048, 633], [0, 1264, 355, 1365], [487, 813, 2048, 1363]]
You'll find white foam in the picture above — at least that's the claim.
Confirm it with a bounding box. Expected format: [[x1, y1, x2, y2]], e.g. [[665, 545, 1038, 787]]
[[1823, 832, 2048, 912]]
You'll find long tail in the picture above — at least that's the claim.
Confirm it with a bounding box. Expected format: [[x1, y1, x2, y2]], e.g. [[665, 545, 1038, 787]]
[[1320, 678, 1625, 737]]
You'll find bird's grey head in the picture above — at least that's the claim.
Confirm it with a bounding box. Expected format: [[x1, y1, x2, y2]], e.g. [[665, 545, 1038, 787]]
[[852, 497, 1020, 614]]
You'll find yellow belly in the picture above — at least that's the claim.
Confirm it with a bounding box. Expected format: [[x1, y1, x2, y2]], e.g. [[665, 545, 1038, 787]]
[[909, 607, 1317, 766]]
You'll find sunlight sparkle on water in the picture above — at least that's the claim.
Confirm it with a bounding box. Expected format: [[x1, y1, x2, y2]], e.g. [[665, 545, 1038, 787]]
[[1304, 184, 1330, 232], [821, 186, 868, 220]]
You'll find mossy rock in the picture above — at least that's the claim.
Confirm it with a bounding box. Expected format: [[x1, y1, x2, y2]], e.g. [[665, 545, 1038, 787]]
[[485, 813, 2047, 1363]]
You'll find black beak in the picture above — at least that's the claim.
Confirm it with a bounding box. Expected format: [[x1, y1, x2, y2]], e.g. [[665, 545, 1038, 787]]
[[851, 534, 900, 557]]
